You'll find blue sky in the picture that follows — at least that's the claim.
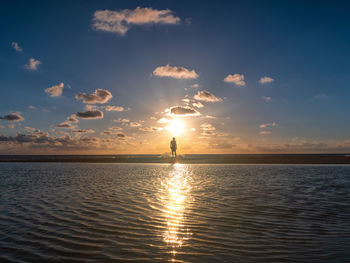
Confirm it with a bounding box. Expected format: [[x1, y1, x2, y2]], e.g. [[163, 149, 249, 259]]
[[1, 0, 350, 154]]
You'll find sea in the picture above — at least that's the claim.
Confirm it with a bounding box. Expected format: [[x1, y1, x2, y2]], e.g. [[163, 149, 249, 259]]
[[1, 162, 350, 262]]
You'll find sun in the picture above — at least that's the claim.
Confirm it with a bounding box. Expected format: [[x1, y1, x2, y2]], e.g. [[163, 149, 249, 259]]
[[168, 118, 185, 136]]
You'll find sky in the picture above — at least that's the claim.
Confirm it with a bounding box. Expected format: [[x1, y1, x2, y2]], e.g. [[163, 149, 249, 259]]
[[1, 0, 350, 154]]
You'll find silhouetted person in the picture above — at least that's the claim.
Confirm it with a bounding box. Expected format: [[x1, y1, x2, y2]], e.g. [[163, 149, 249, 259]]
[[170, 137, 177, 157]]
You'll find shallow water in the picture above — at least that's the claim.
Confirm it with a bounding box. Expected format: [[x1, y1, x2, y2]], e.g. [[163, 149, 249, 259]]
[[1, 163, 350, 262]]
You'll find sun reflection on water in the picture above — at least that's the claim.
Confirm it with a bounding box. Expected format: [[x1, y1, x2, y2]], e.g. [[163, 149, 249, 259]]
[[161, 164, 192, 262]]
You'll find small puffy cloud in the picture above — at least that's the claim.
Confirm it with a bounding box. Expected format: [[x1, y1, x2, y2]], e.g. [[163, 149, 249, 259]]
[[114, 118, 130, 123], [8, 124, 15, 129], [54, 121, 76, 129], [110, 127, 123, 130], [105, 105, 124, 111], [200, 130, 216, 136], [24, 126, 36, 132], [101, 130, 125, 137], [24, 58, 41, 71], [167, 106, 200, 117], [194, 90, 222, 102], [224, 74, 246, 86], [0, 113, 24, 122], [204, 115, 216, 119], [75, 89, 112, 104], [192, 101, 204, 108], [92, 7, 180, 35], [45, 82, 64, 97], [261, 96, 272, 102], [12, 42, 22, 52], [259, 76, 274, 84], [66, 114, 79, 123], [260, 131, 272, 135], [76, 110, 104, 119], [190, 84, 199, 88], [139, 126, 163, 132], [28, 105, 35, 110], [259, 122, 277, 128], [153, 65, 198, 79], [72, 129, 95, 134], [200, 122, 216, 131], [158, 117, 169, 124], [130, 122, 142, 127]]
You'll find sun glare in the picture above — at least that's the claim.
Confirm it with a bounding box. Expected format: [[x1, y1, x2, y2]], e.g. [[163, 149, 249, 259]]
[[168, 118, 185, 136]]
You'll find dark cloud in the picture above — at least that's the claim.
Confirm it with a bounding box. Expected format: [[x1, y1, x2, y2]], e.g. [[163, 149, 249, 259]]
[[168, 106, 200, 116], [76, 110, 103, 119], [54, 122, 76, 129], [0, 113, 24, 122], [72, 129, 95, 134], [194, 90, 222, 102], [75, 89, 112, 104]]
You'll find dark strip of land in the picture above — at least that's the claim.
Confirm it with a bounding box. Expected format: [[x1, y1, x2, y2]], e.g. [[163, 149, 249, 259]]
[[0, 154, 350, 164]]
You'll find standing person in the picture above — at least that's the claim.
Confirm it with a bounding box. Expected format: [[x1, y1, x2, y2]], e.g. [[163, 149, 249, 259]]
[[170, 137, 177, 157]]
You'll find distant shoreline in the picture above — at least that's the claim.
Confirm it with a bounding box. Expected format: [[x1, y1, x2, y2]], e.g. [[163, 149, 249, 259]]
[[1, 154, 350, 164]]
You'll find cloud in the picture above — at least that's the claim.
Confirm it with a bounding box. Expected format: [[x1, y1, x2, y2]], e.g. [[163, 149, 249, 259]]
[[314, 93, 329, 100], [259, 122, 277, 128], [54, 121, 76, 129], [75, 89, 112, 104], [192, 101, 204, 108], [28, 105, 35, 109], [0, 113, 24, 122], [114, 118, 130, 123], [200, 122, 216, 131], [66, 114, 79, 123], [8, 124, 15, 129], [92, 7, 180, 35], [190, 84, 199, 88], [200, 130, 216, 136], [167, 106, 200, 117], [190, 128, 196, 131], [139, 126, 162, 132], [101, 130, 126, 137], [261, 96, 272, 102], [153, 65, 198, 79], [76, 110, 104, 119], [224, 74, 246, 86], [259, 76, 274, 84], [24, 58, 41, 71], [110, 127, 123, 130], [24, 126, 36, 132], [12, 42, 22, 52], [194, 90, 222, 102], [72, 129, 95, 134], [130, 122, 142, 127], [105, 105, 124, 111], [158, 117, 169, 124], [0, 125, 4, 129], [259, 131, 272, 135], [45, 82, 64, 97]]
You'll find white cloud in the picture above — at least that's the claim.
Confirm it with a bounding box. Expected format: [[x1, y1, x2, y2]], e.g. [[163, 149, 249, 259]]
[[224, 74, 246, 86], [158, 117, 169, 124], [261, 96, 272, 102], [105, 105, 124, 111], [24, 58, 41, 71], [75, 89, 112, 104], [190, 84, 199, 88], [12, 42, 22, 52], [200, 122, 216, 131], [28, 105, 35, 110], [259, 122, 277, 128], [114, 118, 130, 123], [92, 7, 180, 35], [139, 126, 163, 132], [260, 131, 272, 135], [192, 101, 204, 108], [130, 122, 142, 127], [45, 82, 64, 97], [194, 90, 222, 102], [259, 76, 274, 84], [153, 65, 198, 79]]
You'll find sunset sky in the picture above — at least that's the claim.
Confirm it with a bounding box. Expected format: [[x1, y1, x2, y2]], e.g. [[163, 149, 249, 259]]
[[1, 0, 350, 154]]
